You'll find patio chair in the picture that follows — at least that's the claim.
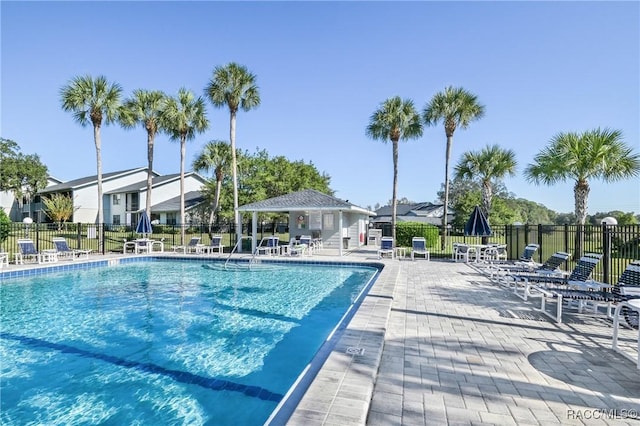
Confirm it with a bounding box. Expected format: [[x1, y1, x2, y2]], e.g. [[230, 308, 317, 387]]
[[299, 235, 315, 255], [15, 239, 57, 264], [453, 244, 476, 263], [530, 260, 640, 325], [287, 239, 307, 256], [52, 237, 92, 260], [377, 237, 394, 259], [485, 243, 540, 276], [411, 237, 430, 261], [0, 252, 9, 268], [171, 237, 201, 254], [198, 235, 224, 255], [513, 252, 602, 301]]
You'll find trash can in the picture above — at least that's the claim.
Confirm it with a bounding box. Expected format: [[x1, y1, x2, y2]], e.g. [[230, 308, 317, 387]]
[[342, 237, 351, 249]]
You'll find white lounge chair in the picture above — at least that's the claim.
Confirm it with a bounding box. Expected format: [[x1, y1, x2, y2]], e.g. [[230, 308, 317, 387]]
[[52, 237, 92, 260], [377, 237, 394, 259], [411, 237, 430, 261], [15, 239, 57, 264], [171, 237, 201, 254], [198, 235, 224, 255]]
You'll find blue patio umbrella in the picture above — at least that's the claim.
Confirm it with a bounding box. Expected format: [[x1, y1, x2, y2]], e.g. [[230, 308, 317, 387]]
[[464, 205, 492, 237], [135, 211, 153, 236]]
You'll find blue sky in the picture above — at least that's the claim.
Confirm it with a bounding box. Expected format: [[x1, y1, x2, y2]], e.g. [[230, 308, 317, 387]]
[[2, 1, 639, 215]]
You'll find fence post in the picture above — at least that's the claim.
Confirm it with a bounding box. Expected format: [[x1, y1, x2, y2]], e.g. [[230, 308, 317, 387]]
[[564, 224, 569, 255], [77, 223, 81, 248], [101, 223, 106, 254], [35, 224, 40, 251]]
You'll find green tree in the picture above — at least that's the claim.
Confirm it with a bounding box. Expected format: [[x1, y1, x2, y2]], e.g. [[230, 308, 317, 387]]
[[366, 96, 423, 242], [43, 193, 78, 230], [205, 63, 260, 246], [193, 140, 232, 235], [454, 144, 517, 220], [525, 128, 640, 225], [160, 88, 209, 244], [60, 75, 122, 230], [0, 153, 49, 211], [120, 89, 167, 218], [423, 86, 485, 249], [0, 209, 10, 250], [0, 137, 19, 160]]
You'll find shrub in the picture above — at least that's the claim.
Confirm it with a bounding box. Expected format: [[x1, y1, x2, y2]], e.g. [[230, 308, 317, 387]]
[[395, 222, 439, 248]]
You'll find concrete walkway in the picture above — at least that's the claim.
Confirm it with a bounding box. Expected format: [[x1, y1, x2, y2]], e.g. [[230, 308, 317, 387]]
[[289, 254, 640, 425]]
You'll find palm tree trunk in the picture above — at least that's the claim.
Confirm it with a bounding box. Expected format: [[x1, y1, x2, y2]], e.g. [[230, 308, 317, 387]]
[[146, 132, 154, 218], [574, 179, 590, 258], [230, 110, 240, 251], [94, 124, 103, 252], [209, 178, 222, 236], [391, 139, 399, 242], [180, 135, 186, 246], [481, 180, 493, 245], [441, 135, 453, 250]]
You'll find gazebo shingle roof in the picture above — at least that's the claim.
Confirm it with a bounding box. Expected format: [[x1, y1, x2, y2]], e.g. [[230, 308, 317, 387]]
[[238, 189, 374, 214]]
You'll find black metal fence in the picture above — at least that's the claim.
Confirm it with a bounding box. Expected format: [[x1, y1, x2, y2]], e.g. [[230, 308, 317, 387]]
[[2, 221, 638, 285], [379, 222, 640, 285]]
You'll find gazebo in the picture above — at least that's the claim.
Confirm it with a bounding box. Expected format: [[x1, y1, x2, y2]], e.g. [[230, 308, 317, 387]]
[[237, 189, 376, 256]]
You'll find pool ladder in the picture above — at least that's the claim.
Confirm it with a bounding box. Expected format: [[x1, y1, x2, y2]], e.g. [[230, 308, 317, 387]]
[[224, 236, 262, 270]]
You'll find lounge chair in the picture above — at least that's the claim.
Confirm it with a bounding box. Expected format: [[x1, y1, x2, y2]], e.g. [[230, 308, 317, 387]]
[[256, 236, 280, 256], [514, 253, 602, 301], [52, 237, 92, 260], [377, 237, 394, 259], [530, 260, 640, 324], [198, 235, 224, 255], [611, 298, 640, 368], [411, 237, 430, 261], [494, 251, 571, 291], [484, 243, 540, 276], [15, 239, 57, 264], [171, 237, 201, 254]]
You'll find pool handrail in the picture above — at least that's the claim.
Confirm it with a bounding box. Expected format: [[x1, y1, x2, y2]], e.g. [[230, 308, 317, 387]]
[[224, 236, 254, 270]]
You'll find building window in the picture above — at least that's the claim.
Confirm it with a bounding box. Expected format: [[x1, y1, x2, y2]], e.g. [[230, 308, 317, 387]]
[[112, 194, 121, 205], [113, 215, 121, 225], [323, 213, 334, 230], [167, 212, 177, 225]]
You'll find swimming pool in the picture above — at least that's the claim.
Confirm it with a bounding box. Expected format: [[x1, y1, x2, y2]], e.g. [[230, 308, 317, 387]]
[[0, 259, 379, 425]]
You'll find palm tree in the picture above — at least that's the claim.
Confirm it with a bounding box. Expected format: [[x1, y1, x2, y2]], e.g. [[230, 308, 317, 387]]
[[366, 96, 423, 242], [160, 88, 209, 245], [120, 89, 167, 219], [192, 140, 232, 236], [525, 128, 640, 224], [454, 144, 517, 220], [205, 63, 260, 249], [423, 86, 485, 249], [525, 128, 640, 255], [60, 75, 122, 250]]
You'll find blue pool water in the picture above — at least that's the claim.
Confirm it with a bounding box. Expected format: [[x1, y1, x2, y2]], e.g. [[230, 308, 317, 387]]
[[0, 259, 378, 425]]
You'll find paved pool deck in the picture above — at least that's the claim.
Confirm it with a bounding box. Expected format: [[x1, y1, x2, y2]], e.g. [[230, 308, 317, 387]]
[[286, 249, 640, 426]]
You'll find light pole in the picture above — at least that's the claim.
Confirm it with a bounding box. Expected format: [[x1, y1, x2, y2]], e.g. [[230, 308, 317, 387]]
[[22, 217, 33, 238], [601, 216, 618, 284]]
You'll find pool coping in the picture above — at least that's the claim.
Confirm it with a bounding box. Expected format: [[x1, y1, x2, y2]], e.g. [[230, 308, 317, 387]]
[[0, 253, 399, 425]]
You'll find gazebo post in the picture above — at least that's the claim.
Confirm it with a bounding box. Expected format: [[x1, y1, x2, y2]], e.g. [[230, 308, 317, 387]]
[[252, 211, 258, 254], [338, 210, 343, 256]]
